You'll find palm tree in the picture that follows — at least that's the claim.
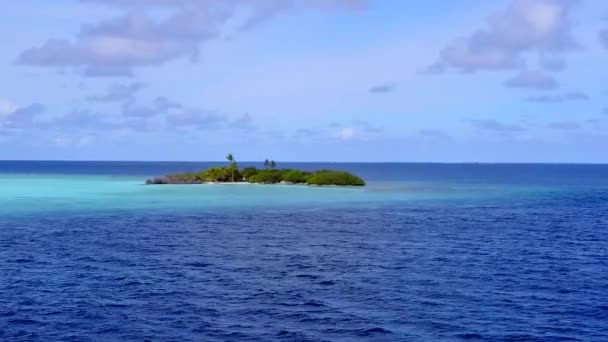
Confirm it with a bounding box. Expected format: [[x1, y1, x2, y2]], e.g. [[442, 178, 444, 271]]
[[270, 160, 277, 169], [264, 159, 271, 169], [226, 153, 236, 182]]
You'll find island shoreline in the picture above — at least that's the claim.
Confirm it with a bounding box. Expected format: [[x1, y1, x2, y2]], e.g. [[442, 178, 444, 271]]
[[145, 155, 366, 187]]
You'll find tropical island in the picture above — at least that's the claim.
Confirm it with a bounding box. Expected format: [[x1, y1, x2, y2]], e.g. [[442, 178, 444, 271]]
[[146, 154, 366, 186]]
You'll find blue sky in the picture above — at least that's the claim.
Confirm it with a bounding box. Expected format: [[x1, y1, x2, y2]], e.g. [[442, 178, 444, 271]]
[[1, 0, 607, 162]]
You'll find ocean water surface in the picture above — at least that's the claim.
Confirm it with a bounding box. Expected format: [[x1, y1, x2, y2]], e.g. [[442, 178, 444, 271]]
[[1, 161, 607, 341]]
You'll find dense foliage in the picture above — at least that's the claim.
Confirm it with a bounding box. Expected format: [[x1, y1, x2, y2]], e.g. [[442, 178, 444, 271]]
[[282, 169, 309, 183], [145, 157, 365, 186], [247, 169, 284, 184], [241, 167, 259, 180], [200, 167, 241, 182], [305, 170, 366, 186]]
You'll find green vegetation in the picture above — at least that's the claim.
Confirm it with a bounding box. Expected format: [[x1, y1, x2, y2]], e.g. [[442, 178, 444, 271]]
[[247, 169, 284, 184], [306, 170, 366, 186], [145, 155, 365, 186], [282, 169, 309, 183], [241, 167, 258, 180], [200, 167, 240, 182]]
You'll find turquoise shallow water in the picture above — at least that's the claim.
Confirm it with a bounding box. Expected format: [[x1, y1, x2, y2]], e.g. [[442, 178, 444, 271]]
[[0, 173, 558, 217], [2, 160, 606, 218]]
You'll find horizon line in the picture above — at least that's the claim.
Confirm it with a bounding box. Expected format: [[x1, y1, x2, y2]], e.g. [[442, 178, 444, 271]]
[[1, 159, 608, 166]]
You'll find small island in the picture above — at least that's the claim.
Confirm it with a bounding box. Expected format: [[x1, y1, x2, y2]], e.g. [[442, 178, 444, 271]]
[[146, 154, 366, 186]]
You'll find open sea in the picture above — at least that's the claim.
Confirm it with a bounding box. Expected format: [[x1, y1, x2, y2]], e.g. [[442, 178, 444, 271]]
[[1, 161, 607, 341]]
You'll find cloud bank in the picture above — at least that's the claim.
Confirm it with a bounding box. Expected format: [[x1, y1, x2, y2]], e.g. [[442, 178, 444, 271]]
[[430, 0, 579, 73], [18, 0, 367, 76]]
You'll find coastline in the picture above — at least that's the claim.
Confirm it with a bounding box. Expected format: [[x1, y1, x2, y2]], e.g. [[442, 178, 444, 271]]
[[145, 158, 367, 187], [152, 181, 366, 189]]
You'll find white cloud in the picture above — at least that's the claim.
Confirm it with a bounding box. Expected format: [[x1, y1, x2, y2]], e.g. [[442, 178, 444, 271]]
[[524, 0, 563, 34], [429, 0, 579, 73], [0, 103, 44, 131], [52, 135, 95, 148], [19, 0, 368, 76], [338, 127, 356, 141], [0, 99, 18, 115]]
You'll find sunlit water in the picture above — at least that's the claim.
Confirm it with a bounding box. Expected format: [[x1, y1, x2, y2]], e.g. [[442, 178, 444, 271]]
[[1, 162, 607, 341]]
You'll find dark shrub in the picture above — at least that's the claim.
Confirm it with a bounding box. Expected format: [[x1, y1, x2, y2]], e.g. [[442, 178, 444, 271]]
[[241, 167, 258, 180], [200, 167, 242, 182], [146, 173, 202, 184], [306, 171, 365, 186], [248, 169, 284, 183], [282, 169, 307, 183]]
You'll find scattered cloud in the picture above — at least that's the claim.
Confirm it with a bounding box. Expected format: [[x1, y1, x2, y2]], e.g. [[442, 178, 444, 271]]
[[526, 91, 588, 102], [413, 129, 452, 142], [331, 119, 383, 141], [294, 127, 323, 140], [600, 29, 608, 49], [45, 103, 253, 133], [88, 82, 144, 102], [294, 120, 382, 142], [121, 99, 166, 118], [120, 98, 256, 131], [427, 0, 579, 73], [0, 99, 19, 114], [369, 82, 397, 94], [504, 69, 558, 90], [587, 117, 608, 131], [17, 12, 214, 76], [468, 118, 524, 132], [418, 62, 446, 75], [82, 0, 367, 12], [294, 128, 316, 136], [337, 127, 356, 141], [114, 94, 240, 131], [1, 104, 121, 134], [84, 65, 134, 78], [165, 108, 225, 130], [231, 113, 255, 130], [0, 103, 44, 130], [47, 109, 118, 131], [52, 134, 96, 148], [352, 119, 383, 134], [417, 129, 449, 138], [18, 0, 367, 76], [154, 96, 182, 111], [585, 120, 608, 139], [539, 54, 567, 72], [546, 120, 581, 130], [8, 90, 256, 135]]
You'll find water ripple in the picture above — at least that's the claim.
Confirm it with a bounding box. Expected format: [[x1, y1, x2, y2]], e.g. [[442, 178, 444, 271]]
[[1, 191, 608, 341]]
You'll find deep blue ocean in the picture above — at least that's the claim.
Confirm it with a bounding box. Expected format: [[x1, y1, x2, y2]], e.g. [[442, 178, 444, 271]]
[[1, 161, 607, 341]]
